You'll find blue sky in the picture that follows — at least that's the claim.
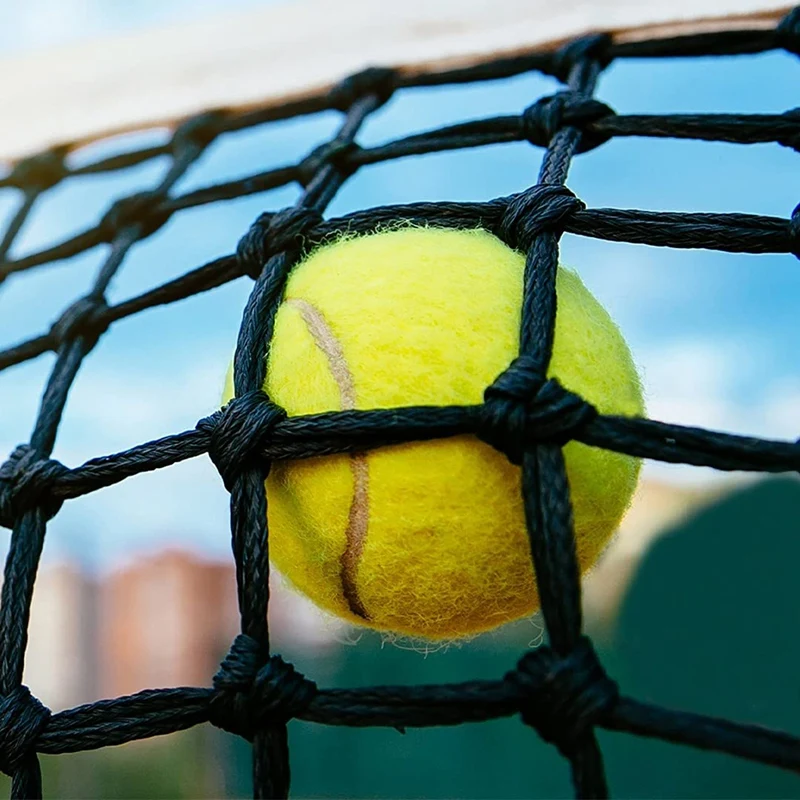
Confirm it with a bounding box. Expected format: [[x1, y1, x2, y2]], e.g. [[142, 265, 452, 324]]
[[0, 1, 797, 566]]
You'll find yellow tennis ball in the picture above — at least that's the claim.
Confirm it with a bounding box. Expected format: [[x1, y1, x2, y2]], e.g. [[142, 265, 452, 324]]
[[222, 226, 643, 640]]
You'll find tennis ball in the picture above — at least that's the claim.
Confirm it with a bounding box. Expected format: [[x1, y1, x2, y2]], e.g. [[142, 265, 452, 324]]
[[222, 227, 643, 640]]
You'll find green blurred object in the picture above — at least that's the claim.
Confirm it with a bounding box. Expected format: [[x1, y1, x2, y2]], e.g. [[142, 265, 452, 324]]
[[602, 477, 800, 798], [254, 477, 800, 798], [284, 634, 570, 799]]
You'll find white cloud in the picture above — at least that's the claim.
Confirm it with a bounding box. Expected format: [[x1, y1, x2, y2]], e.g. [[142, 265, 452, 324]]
[[641, 338, 744, 430], [641, 338, 799, 440], [760, 379, 800, 441], [636, 338, 798, 485]]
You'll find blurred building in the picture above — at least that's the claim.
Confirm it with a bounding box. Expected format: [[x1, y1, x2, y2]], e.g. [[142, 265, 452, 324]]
[[99, 549, 239, 697], [99, 548, 344, 699], [24, 560, 100, 711]]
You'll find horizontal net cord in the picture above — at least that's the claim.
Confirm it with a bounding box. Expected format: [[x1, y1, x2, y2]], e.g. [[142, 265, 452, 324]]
[[3, 104, 797, 198], [1, 402, 798, 529], [18, 673, 800, 776], [0, 198, 796, 373], [1, 107, 798, 282]]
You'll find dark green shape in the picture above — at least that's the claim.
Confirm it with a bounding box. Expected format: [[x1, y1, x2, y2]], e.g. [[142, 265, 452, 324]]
[[283, 632, 571, 799], [603, 477, 800, 799]]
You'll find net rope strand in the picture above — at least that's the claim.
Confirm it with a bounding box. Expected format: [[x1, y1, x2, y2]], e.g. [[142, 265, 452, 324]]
[[0, 9, 798, 799]]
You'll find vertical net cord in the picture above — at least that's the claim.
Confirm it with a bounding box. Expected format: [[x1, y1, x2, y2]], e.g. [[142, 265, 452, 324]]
[[0, 190, 37, 269], [0, 151, 68, 286], [516, 49, 609, 798], [227, 91, 383, 799]]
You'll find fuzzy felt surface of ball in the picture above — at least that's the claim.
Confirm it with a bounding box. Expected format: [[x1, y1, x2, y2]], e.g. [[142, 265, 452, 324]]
[[222, 227, 644, 640]]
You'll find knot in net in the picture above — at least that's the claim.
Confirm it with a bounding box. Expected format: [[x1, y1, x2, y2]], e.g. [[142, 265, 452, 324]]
[[99, 191, 171, 242], [499, 185, 584, 251], [327, 66, 398, 111], [171, 110, 228, 153], [0, 446, 68, 529], [0, 687, 51, 778], [198, 392, 288, 490], [776, 7, 800, 55], [236, 207, 323, 278], [506, 637, 619, 758], [48, 296, 109, 350], [480, 357, 597, 463], [790, 203, 800, 258], [523, 93, 615, 152], [5, 151, 66, 192], [210, 635, 317, 739], [297, 140, 361, 187], [777, 108, 800, 151], [547, 33, 613, 82]]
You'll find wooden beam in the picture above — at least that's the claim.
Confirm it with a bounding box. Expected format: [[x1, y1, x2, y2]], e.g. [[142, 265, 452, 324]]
[[0, 0, 789, 164]]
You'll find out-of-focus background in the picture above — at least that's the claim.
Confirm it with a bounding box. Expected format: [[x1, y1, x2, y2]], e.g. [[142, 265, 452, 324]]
[[0, 1, 798, 797]]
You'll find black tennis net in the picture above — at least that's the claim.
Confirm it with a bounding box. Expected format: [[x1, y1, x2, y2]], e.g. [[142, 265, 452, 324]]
[[0, 9, 799, 799]]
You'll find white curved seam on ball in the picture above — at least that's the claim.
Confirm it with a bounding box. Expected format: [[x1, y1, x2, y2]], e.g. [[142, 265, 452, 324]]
[[286, 297, 370, 619]]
